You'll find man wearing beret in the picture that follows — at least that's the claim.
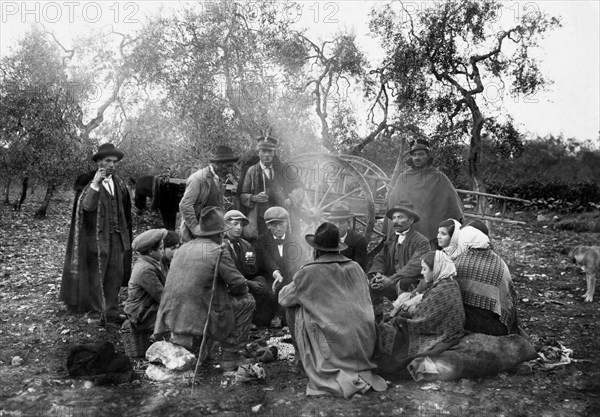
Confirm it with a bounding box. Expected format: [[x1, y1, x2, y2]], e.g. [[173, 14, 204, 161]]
[[179, 146, 238, 242], [60, 143, 133, 323], [224, 210, 277, 326], [386, 139, 463, 244], [239, 136, 304, 240], [326, 201, 368, 271], [123, 229, 168, 344], [254, 206, 308, 327], [368, 201, 430, 301], [154, 206, 255, 371]]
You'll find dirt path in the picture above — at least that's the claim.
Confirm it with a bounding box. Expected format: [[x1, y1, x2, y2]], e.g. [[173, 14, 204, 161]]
[[1, 193, 599, 416]]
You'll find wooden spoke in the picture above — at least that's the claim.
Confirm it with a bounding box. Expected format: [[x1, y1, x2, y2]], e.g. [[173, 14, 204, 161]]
[[320, 187, 363, 212]]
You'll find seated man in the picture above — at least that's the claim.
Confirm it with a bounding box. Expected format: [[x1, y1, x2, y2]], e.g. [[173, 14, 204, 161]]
[[368, 201, 430, 301], [279, 222, 387, 398], [326, 201, 368, 271], [224, 210, 277, 326], [153, 207, 255, 371], [255, 206, 307, 326]]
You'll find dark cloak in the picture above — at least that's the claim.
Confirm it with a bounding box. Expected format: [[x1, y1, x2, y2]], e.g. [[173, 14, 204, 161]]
[[60, 172, 132, 310]]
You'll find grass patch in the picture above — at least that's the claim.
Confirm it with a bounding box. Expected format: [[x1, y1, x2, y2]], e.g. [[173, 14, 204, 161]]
[[555, 210, 600, 233]]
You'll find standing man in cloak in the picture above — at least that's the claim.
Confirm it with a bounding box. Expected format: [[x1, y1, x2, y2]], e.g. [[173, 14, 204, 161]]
[[386, 139, 463, 244], [60, 143, 132, 323]]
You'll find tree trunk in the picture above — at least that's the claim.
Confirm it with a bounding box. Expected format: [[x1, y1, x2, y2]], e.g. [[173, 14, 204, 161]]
[[468, 100, 492, 232], [388, 133, 407, 192], [15, 176, 28, 211], [3, 178, 11, 205], [34, 184, 56, 219]]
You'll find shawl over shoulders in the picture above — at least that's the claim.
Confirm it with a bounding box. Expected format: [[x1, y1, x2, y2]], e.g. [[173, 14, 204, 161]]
[[387, 166, 463, 240]]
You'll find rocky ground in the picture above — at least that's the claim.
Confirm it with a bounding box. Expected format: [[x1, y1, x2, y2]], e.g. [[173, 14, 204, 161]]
[[1, 190, 599, 416]]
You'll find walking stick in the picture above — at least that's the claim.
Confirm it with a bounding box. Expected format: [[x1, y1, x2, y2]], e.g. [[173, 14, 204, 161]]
[[192, 243, 225, 392]]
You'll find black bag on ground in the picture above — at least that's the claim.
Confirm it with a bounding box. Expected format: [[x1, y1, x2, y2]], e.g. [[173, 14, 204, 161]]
[[67, 341, 133, 385]]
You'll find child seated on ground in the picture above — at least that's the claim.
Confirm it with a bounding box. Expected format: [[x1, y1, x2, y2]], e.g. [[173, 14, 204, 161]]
[[122, 229, 169, 347]]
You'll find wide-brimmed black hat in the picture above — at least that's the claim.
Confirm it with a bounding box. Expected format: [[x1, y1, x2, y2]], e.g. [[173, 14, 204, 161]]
[[305, 222, 348, 252], [386, 201, 420, 223], [409, 139, 430, 154], [92, 143, 124, 162], [192, 206, 231, 237], [209, 146, 238, 163]]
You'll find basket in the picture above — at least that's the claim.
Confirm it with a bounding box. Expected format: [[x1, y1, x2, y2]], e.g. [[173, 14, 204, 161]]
[[120, 327, 153, 358]]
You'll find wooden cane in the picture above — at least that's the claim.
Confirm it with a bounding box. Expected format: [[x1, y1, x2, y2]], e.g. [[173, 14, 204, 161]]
[[192, 243, 225, 392]]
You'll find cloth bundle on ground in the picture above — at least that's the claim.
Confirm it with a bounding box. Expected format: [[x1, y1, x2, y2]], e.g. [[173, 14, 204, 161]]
[[66, 341, 133, 385], [407, 333, 539, 381]]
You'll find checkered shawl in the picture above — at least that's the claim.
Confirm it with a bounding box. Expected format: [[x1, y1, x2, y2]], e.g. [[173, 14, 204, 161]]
[[454, 249, 517, 330], [407, 278, 465, 358]]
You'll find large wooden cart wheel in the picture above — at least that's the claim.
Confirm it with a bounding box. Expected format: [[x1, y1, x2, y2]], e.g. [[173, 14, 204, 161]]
[[338, 154, 391, 201], [291, 153, 376, 241]]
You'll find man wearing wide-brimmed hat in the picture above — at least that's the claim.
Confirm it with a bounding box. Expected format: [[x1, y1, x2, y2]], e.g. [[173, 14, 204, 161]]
[[326, 201, 368, 271], [279, 222, 387, 398], [386, 138, 463, 242], [239, 136, 304, 240], [60, 143, 133, 323], [368, 201, 430, 301], [179, 145, 239, 242], [154, 206, 255, 371]]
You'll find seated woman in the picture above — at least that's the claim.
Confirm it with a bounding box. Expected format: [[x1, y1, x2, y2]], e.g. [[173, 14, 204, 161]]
[[123, 229, 168, 339], [377, 251, 465, 376], [437, 218, 462, 259], [454, 226, 519, 336]]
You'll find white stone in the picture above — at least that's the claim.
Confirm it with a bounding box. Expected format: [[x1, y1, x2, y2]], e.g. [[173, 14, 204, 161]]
[[537, 214, 549, 222], [11, 356, 24, 366], [145, 364, 194, 382], [145, 341, 196, 371]]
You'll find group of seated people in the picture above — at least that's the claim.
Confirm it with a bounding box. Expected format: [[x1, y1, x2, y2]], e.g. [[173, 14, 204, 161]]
[[120, 199, 523, 399]]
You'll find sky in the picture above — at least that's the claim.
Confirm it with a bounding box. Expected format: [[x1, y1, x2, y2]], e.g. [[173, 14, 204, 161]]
[[1, 1, 598, 144]]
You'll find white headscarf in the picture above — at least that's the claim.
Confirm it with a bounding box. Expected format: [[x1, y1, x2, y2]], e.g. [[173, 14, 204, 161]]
[[432, 250, 457, 283], [441, 219, 462, 260], [454, 225, 491, 259]]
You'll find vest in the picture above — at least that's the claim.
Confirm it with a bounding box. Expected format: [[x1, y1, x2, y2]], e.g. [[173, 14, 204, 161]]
[[257, 167, 286, 218], [205, 177, 224, 209]]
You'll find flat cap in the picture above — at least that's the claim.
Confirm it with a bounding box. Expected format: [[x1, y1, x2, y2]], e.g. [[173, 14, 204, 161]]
[[132, 228, 168, 253], [224, 210, 249, 226], [264, 206, 289, 224]]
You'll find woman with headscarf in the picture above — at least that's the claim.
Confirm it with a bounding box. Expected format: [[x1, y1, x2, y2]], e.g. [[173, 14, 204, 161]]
[[454, 226, 519, 336], [436, 218, 462, 259], [377, 251, 465, 376]]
